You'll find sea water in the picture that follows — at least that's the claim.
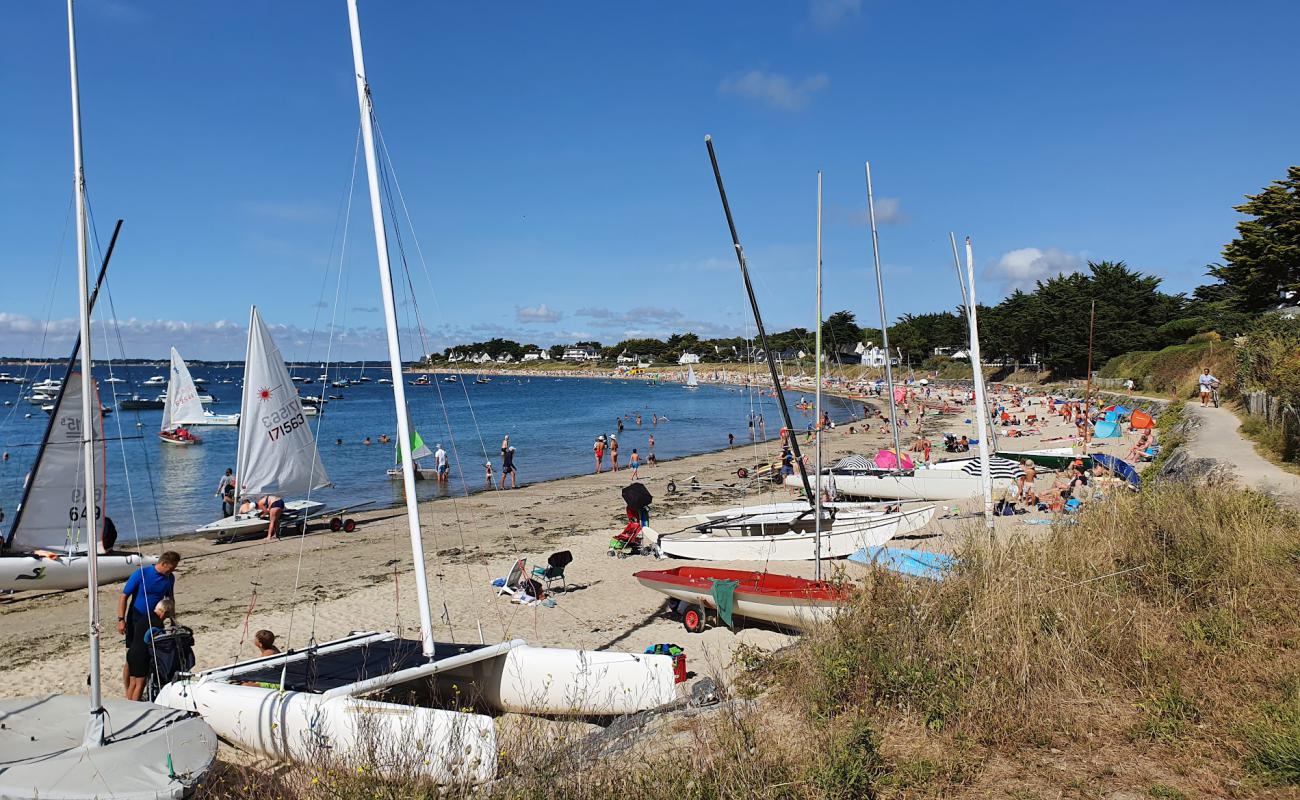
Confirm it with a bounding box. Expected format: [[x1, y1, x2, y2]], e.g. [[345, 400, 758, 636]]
[[0, 367, 862, 542]]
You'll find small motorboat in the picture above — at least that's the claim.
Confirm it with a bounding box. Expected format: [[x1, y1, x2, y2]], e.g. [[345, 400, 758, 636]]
[[634, 566, 851, 632], [409, 376, 432, 386], [159, 426, 202, 446], [441, 375, 459, 383], [118, 394, 164, 410]]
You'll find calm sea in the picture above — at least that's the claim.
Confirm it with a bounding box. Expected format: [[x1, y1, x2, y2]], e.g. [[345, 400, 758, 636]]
[[0, 366, 861, 542]]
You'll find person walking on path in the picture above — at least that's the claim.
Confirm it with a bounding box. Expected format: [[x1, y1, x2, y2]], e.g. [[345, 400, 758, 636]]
[[500, 436, 518, 489], [1198, 369, 1219, 407], [215, 469, 236, 517], [117, 551, 180, 696], [629, 449, 641, 479], [594, 435, 606, 473]]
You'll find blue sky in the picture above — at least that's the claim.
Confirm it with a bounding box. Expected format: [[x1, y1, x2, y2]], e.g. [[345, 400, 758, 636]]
[[2, 0, 1296, 361]]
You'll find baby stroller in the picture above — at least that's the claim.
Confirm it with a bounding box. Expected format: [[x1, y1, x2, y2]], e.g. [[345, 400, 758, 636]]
[[611, 483, 652, 557], [144, 625, 197, 702]]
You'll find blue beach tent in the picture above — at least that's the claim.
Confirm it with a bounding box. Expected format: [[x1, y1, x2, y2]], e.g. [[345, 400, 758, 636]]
[[1093, 420, 1122, 438], [1092, 454, 1141, 487]]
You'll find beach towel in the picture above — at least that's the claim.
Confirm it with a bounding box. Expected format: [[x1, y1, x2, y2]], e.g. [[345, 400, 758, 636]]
[[710, 579, 739, 629]]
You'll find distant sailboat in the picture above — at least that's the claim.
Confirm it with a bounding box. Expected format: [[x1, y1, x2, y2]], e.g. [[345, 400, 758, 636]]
[[388, 421, 432, 481], [684, 364, 698, 389], [159, 347, 204, 445]]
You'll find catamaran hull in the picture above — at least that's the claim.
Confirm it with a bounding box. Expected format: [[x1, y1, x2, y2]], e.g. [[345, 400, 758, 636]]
[[792, 471, 1014, 501], [194, 500, 326, 538], [0, 553, 158, 591], [680, 503, 935, 536], [634, 572, 844, 629], [651, 515, 899, 561], [153, 680, 496, 784], [438, 645, 678, 716]]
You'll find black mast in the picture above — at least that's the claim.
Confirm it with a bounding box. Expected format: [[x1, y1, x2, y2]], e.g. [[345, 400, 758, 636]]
[[5, 220, 122, 549], [704, 137, 815, 504]]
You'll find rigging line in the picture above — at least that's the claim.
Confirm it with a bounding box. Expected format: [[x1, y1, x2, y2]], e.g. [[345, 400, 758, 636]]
[[279, 126, 364, 663], [371, 119, 511, 632]]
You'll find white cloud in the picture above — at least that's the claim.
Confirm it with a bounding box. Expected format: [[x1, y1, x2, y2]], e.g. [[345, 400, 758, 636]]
[[719, 71, 829, 112], [515, 304, 562, 324], [986, 247, 1084, 293], [809, 0, 861, 30]]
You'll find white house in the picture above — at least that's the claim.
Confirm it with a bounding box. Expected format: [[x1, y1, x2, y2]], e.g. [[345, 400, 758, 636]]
[[521, 352, 542, 362], [447, 352, 465, 363], [677, 352, 701, 365], [470, 352, 493, 364], [496, 353, 515, 364], [616, 351, 638, 364], [563, 346, 601, 361]]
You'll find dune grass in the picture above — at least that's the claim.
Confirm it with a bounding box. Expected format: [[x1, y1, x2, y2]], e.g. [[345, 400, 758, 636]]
[[195, 481, 1300, 798]]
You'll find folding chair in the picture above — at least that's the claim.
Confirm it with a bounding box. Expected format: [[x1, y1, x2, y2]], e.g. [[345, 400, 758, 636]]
[[531, 550, 573, 593]]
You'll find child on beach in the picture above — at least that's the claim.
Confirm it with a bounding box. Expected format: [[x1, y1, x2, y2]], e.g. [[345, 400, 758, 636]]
[[630, 449, 640, 479]]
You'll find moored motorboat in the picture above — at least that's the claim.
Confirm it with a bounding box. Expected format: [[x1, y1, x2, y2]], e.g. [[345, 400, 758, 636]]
[[634, 566, 851, 630]]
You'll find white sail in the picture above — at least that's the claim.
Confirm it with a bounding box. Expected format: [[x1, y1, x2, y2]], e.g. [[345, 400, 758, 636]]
[[161, 346, 205, 431], [7, 372, 105, 554], [235, 308, 330, 497], [685, 364, 698, 387]]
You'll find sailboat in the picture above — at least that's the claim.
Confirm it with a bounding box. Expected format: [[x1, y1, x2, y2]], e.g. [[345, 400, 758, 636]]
[[683, 363, 698, 389], [387, 421, 431, 480], [192, 308, 330, 538], [158, 346, 204, 445], [156, 2, 678, 782], [651, 150, 907, 563], [0, 3, 217, 793]]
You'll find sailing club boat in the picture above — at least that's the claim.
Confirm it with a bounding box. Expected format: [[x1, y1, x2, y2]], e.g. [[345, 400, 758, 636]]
[[192, 307, 330, 539], [0, 3, 217, 793], [683, 363, 698, 389], [158, 346, 204, 445], [157, 1, 677, 782]]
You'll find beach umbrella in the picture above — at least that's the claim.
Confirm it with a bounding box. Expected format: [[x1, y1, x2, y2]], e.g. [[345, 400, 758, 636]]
[[873, 449, 914, 470], [834, 455, 877, 472], [959, 457, 1023, 480]]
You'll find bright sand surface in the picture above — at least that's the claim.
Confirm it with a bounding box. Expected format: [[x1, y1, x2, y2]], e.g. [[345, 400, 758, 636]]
[[0, 383, 1152, 714]]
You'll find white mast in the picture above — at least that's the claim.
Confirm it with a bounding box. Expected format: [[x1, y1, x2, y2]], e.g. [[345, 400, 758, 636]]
[[347, 0, 436, 656], [865, 162, 902, 462], [813, 171, 823, 579], [67, 0, 105, 745], [964, 238, 995, 531]]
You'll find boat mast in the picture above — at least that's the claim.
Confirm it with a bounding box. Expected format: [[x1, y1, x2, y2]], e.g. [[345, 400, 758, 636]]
[[814, 171, 823, 579], [949, 232, 998, 454], [1084, 300, 1095, 450], [704, 136, 814, 502], [865, 163, 902, 463], [66, 0, 105, 745], [347, 0, 436, 656], [963, 238, 994, 531]]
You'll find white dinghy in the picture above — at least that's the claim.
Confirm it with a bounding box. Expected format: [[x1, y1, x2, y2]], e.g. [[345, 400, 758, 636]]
[[0, 4, 218, 793], [194, 308, 329, 539], [156, 2, 678, 783], [790, 454, 1022, 501], [158, 346, 204, 446]]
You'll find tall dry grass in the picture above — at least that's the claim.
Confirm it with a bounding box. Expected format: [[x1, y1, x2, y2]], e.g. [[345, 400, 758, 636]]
[[194, 482, 1300, 798]]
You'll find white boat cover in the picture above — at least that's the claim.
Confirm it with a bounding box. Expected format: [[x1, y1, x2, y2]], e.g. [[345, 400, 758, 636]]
[[160, 347, 205, 430], [6, 371, 104, 554], [236, 308, 330, 497], [0, 694, 216, 799]]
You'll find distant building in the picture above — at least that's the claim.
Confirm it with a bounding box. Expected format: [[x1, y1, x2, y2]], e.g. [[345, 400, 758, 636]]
[[677, 352, 701, 365], [616, 351, 639, 364], [496, 353, 515, 364], [563, 346, 601, 361], [447, 352, 466, 363], [470, 352, 493, 364], [521, 351, 548, 362]]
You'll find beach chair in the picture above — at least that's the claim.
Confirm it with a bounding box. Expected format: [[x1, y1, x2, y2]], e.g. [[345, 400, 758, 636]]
[[496, 558, 527, 597], [531, 550, 572, 593]]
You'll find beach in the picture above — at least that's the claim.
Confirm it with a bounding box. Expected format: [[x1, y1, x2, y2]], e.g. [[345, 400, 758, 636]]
[[0, 382, 1156, 704]]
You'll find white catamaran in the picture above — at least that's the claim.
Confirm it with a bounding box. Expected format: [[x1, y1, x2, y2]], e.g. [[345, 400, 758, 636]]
[[193, 308, 330, 539], [156, 2, 678, 783]]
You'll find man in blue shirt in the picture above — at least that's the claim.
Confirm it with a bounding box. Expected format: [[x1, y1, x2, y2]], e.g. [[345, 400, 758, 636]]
[[116, 551, 180, 694]]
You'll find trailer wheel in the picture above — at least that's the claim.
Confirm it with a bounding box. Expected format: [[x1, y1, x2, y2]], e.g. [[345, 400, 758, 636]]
[[666, 480, 677, 495], [342, 518, 357, 533], [736, 467, 749, 479], [770, 472, 783, 484], [329, 517, 343, 532], [683, 606, 706, 634]]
